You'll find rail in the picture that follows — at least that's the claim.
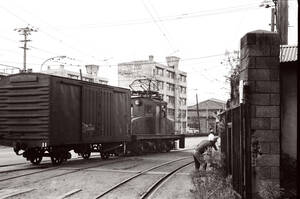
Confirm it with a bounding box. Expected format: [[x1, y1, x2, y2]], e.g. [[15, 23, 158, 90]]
[[140, 161, 193, 199], [94, 156, 192, 198]]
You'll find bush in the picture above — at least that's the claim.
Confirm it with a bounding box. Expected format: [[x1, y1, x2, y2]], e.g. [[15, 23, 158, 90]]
[[191, 150, 236, 199], [258, 181, 284, 199], [280, 153, 297, 198]]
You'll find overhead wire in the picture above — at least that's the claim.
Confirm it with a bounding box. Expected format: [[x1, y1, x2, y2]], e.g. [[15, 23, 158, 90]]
[[0, 4, 107, 64], [1, 2, 250, 79], [147, 0, 177, 53], [54, 3, 261, 30], [0, 47, 49, 61], [141, 0, 175, 52], [18, 7, 117, 64], [0, 3, 258, 61]]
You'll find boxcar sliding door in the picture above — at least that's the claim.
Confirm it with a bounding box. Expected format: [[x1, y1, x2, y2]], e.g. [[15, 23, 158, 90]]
[[52, 80, 81, 145]]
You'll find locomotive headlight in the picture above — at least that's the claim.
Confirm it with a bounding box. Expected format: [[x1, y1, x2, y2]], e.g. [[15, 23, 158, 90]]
[[134, 99, 141, 106]]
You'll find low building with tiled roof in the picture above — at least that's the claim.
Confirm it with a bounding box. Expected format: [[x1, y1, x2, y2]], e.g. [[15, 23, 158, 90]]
[[187, 98, 225, 134], [280, 45, 297, 62]]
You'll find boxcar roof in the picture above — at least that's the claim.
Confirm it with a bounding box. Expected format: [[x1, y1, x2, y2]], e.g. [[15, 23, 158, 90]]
[[3, 72, 130, 92]]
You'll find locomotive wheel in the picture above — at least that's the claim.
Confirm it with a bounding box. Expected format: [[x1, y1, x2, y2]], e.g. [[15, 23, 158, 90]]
[[137, 143, 146, 154], [30, 156, 43, 165], [151, 143, 157, 152], [82, 152, 91, 160], [51, 156, 63, 165]]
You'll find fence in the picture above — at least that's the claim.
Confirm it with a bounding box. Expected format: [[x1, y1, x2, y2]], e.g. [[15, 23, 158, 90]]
[[220, 103, 251, 198]]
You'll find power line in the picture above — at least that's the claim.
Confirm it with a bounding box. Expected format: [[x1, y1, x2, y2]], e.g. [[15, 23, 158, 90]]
[[181, 53, 225, 61], [54, 4, 260, 30], [147, 0, 177, 52], [0, 60, 41, 65], [16, 6, 115, 64], [141, 0, 175, 52], [0, 34, 16, 43], [29, 45, 64, 56], [0, 63, 21, 70], [0, 5, 108, 64], [0, 47, 47, 61]]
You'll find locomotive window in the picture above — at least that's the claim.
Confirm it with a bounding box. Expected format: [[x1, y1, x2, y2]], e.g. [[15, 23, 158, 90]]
[[161, 105, 166, 118], [145, 105, 152, 114]]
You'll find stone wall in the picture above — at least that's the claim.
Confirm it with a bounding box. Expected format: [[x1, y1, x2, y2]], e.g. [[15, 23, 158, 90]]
[[239, 30, 280, 197]]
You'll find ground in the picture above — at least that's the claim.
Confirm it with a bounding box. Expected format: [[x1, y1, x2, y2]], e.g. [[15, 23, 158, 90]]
[[0, 137, 208, 199]]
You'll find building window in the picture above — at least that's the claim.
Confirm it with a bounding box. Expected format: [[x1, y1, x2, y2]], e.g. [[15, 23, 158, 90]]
[[134, 64, 142, 70], [156, 67, 164, 76], [157, 80, 164, 90], [167, 71, 175, 79], [181, 110, 186, 118], [167, 83, 175, 91], [167, 95, 175, 105], [180, 98, 186, 105], [180, 86, 186, 94], [180, 74, 186, 82], [168, 108, 175, 116]]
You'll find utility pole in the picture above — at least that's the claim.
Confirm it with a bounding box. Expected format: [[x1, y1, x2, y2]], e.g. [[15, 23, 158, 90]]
[[195, 93, 201, 134], [278, 0, 288, 44], [14, 26, 38, 72], [206, 101, 208, 133], [271, 8, 275, 32]]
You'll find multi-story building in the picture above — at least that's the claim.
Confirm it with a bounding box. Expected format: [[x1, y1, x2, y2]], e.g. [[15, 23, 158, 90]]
[[187, 98, 225, 134], [42, 65, 108, 85], [118, 55, 187, 134]]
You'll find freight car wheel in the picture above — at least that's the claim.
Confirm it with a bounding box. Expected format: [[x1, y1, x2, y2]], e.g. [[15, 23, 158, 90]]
[[160, 142, 168, 152], [30, 156, 43, 165], [137, 142, 146, 155], [82, 152, 91, 160], [51, 156, 63, 165]]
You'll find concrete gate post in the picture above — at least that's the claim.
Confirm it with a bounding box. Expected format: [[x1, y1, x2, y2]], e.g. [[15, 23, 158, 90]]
[[239, 30, 280, 198]]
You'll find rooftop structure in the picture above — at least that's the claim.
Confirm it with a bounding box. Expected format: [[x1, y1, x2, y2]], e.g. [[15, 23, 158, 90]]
[[42, 65, 108, 84]]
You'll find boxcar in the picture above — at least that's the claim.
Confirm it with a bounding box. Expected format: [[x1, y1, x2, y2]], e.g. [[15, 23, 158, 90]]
[[0, 73, 131, 164]]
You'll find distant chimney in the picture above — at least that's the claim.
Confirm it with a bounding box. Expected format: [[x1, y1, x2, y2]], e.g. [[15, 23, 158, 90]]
[[85, 65, 99, 76], [166, 56, 180, 69], [149, 55, 154, 61]]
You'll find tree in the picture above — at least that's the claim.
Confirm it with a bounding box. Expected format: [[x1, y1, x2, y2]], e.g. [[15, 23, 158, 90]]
[[221, 50, 240, 107]]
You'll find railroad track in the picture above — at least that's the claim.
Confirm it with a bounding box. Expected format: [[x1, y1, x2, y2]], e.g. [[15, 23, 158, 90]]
[[0, 152, 193, 198], [94, 156, 193, 199], [0, 156, 128, 186], [0, 153, 103, 174], [0, 162, 26, 168], [140, 161, 192, 199], [0, 156, 137, 198]]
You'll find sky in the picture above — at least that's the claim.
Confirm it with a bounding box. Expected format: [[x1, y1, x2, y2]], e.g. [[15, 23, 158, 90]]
[[0, 0, 298, 105]]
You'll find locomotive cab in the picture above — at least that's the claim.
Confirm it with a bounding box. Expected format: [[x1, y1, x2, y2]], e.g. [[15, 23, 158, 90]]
[[131, 93, 174, 136], [128, 91, 182, 154]]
